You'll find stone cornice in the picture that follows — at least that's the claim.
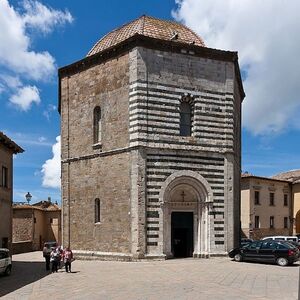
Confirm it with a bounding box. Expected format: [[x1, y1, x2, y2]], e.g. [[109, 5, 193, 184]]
[[58, 34, 245, 113], [61, 145, 233, 164]]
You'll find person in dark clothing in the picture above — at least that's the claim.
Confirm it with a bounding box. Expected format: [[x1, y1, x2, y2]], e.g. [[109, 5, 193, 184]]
[[45, 255, 50, 271], [42, 244, 51, 271]]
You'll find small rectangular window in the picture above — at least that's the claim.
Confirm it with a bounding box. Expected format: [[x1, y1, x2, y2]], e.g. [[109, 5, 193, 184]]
[[284, 217, 288, 228], [269, 193, 275, 206], [50, 218, 53, 224], [34, 217, 36, 223], [95, 198, 100, 223], [2, 166, 8, 188], [254, 216, 260, 228], [254, 191, 260, 205], [284, 194, 288, 206], [270, 216, 274, 228]]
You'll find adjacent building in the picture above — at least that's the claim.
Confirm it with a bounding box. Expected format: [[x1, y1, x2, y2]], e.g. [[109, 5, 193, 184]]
[[241, 174, 292, 240], [59, 16, 244, 259], [272, 170, 300, 235], [0, 131, 24, 250], [12, 199, 61, 253]]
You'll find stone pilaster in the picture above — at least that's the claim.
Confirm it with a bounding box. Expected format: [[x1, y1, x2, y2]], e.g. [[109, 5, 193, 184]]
[[130, 148, 146, 258]]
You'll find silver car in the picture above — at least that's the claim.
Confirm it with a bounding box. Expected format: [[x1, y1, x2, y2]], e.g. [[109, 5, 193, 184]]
[[0, 248, 12, 276]]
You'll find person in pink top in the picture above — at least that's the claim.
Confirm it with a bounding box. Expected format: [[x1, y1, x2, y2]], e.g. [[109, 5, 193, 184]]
[[63, 246, 74, 273]]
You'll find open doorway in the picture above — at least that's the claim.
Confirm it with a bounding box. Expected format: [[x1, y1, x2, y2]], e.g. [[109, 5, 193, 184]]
[[171, 212, 194, 258]]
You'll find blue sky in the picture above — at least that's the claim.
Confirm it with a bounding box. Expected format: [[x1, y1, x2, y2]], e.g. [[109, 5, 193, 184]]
[[1, 0, 299, 204]]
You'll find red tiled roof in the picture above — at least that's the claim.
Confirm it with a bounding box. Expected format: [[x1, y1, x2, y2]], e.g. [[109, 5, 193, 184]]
[[87, 15, 205, 57], [13, 201, 60, 211], [272, 170, 300, 184]]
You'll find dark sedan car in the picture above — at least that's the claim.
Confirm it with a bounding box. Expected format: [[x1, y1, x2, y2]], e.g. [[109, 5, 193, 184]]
[[262, 238, 300, 251], [240, 238, 253, 247], [228, 240, 299, 266]]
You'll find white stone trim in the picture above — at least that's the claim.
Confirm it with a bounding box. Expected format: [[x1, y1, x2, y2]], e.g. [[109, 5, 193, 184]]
[[156, 170, 214, 258]]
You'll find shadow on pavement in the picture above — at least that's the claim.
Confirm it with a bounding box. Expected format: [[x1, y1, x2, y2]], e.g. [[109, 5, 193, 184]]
[[0, 261, 51, 297], [230, 259, 300, 267]]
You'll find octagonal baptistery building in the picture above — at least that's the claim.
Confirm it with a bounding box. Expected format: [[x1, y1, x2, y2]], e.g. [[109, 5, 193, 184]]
[[59, 16, 245, 260]]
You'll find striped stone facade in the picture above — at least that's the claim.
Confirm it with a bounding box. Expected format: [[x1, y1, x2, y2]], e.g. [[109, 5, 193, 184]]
[[59, 22, 244, 259]]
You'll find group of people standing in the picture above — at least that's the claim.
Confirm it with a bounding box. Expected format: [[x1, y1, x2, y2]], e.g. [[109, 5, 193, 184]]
[[43, 244, 74, 273]]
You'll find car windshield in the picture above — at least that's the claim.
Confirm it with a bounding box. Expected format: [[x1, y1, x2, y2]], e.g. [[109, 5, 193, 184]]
[[45, 242, 56, 248], [283, 242, 298, 248], [277, 243, 294, 249]]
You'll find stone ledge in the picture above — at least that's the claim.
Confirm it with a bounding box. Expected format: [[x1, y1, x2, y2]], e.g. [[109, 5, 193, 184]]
[[73, 250, 228, 261], [73, 250, 133, 261], [193, 252, 228, 258], [144, 254, 167, 260]]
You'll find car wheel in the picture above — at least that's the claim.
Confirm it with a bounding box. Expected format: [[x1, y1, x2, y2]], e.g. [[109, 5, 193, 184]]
[[234, 254, 242, 262], [277, 257, 288, 266], [4, 265, 11, 276]]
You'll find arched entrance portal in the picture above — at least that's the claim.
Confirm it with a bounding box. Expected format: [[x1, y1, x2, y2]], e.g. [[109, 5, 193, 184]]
[[158, 171, 213, 258]]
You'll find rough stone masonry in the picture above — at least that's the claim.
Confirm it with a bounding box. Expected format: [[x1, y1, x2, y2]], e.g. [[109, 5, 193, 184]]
[[58, 16, 245, 260]]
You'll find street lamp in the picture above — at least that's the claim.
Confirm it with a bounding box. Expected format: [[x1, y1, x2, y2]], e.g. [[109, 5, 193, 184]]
[[25, 192, 32, 204]]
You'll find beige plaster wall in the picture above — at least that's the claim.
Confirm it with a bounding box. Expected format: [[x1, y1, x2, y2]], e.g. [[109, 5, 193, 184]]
[[0, 144, 13, 249], [45, 210, 61, 245], [293, 183, 300, 234], [241, 177, 291, 239]]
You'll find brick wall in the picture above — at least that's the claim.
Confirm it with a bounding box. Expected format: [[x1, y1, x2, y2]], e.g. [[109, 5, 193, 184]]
[[12, 209, 33, 242]]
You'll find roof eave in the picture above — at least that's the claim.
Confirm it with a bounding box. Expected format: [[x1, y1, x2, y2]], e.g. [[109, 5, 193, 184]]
[[58, 34, 245, 112], [241, 175, 291, 184], [0, 132, 24, 154]]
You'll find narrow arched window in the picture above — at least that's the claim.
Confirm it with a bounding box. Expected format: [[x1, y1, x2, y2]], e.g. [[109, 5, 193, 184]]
[[95, 198, 100, 223], [180, 101, 192, 136], [93, 106, 101, 144]]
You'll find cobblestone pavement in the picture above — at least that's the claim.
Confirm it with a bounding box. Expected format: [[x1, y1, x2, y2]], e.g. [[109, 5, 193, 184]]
[[0, 252, 299, 300]]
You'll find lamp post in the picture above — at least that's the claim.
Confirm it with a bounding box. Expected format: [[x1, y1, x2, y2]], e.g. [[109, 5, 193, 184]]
[[25, 192, 32, 204]]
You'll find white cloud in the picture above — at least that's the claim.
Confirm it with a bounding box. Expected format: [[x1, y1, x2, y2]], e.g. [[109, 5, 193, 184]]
[[38, 136, 46, 143], [0, 0, 73, 109], [22, 0, 73, 34], [41, 136, 61, 189], [173, 0, 300, 135], [43, 103, 57, 120], [0, 0, 56, 80], [0, 74, 22, 89], [9, 85, 40, 111], [0, 130, 53, 147]]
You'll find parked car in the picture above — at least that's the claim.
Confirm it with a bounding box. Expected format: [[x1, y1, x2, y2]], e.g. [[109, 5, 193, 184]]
[[0, 248, 12, 276], [228, 240, 299, 266], [43, 241, 57, 257], [261, 236, 299, 242], [262, 238, 300, 251], [241, 238, 253, 247]]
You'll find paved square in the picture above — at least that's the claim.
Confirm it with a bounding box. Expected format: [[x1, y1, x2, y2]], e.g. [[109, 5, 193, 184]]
[[0, 252, 299, 299]]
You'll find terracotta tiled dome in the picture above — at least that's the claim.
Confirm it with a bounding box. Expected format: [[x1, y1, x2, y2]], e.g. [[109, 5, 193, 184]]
[[87, 15, 205, 57]]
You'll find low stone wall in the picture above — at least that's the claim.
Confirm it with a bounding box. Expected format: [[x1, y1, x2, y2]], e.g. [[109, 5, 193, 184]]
[[12, 240, 33, 254]]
